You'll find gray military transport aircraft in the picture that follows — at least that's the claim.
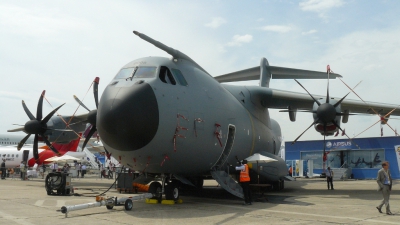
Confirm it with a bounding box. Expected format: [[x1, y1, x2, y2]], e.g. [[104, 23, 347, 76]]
[[9, 31, 400, 201]]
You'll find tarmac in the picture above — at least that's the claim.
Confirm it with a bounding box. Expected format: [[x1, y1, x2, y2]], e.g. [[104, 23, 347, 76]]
[[0, 174, 399, 225]]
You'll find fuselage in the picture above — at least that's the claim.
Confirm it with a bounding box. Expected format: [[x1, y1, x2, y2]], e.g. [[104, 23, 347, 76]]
[[97, 57, 285, 177]]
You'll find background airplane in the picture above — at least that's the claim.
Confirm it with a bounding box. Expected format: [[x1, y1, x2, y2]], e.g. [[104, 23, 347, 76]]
[[0, 133, 33, 146], [0, 134, 83, 168]]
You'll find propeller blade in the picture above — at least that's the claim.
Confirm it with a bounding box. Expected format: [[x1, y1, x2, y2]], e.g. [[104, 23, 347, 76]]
[[42, 135, 60, 156], [292, 121, 316, 145], [41, 103, 65, 125], [326, 70, 330, 103], [8, 127, 25, 132], [22, 100, 35, 120], [36, 90, 45, 121], [333, 80, 362, 108], [73, 95, 91, 112], [331, 120, 360, 149], [333, 92, 350, 108], [381, 120, 399, 136], [33, 134, 39, 161], [82, 125, 97, 150], [93, 77, 100, 109], [294, 79, 321, 106], [17, 134, 31, 150]]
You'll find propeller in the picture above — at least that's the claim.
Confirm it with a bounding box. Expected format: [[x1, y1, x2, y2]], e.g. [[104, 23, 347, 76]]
[[16, 91, 65, 162], [339, 78, 400, 137], [74, 77, 99, 150], [290, 66, 360, 172]]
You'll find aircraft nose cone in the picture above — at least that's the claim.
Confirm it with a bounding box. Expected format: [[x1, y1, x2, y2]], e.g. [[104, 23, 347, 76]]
[[97, 82, 159, 151]]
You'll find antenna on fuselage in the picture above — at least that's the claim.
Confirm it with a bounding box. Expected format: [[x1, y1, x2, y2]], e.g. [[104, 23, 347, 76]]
[[133, 30, 209, 75]]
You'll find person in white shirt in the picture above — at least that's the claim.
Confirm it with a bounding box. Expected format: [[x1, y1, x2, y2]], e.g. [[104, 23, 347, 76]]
[[81, 164, 87, 178], [326, 167, 334, 190]]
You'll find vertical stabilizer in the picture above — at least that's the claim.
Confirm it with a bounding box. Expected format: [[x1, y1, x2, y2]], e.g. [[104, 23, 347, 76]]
[[260, 57, 271, 87]]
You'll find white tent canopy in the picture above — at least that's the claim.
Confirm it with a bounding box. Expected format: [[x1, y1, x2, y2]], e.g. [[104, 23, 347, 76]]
[[44, 155, 82, 163], [245, 153, 277, 163]]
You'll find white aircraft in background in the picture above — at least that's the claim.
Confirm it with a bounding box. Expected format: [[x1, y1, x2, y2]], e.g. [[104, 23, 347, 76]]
[[0, 133, 33, 146], [0, 135, 84, 168]]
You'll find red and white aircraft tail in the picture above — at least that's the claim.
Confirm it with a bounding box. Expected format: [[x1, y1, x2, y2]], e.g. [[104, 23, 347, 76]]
[[0, 133, 83, 168]]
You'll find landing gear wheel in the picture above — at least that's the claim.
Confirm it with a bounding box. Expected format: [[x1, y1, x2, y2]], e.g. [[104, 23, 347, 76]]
[[148, 182, 162, 203], [124, 199, 133, 211], [106, 205, 114, 210], [165, 182, 179, 201]]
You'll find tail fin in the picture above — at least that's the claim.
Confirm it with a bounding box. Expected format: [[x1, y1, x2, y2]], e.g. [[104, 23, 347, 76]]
[[51, 133, 82, 153]]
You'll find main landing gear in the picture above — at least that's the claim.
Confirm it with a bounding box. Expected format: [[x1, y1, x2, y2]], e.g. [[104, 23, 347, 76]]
[[148, 174, 180, 203]]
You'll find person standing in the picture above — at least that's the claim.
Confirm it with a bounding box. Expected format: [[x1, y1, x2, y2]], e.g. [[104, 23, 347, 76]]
[[235, 159, 252, 205], [326, 167, 334, 190], [81, 164, 87, 178], [1, 159, 6, 180], [76, 163, 82, 178], [40, 164, 46, 179], [376, 161, 393, 215], [20, 161, 25, 180], [288, 166, 293, 177], [51, 162, 58, 172]]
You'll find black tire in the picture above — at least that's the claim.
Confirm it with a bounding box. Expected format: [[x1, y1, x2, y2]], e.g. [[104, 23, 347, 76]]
[[124, 199, 133, 211], [193, 177, 204, 189], [106, 205, 114, 210], [148, 182, 162, 202], [165, 182, 179, 201]]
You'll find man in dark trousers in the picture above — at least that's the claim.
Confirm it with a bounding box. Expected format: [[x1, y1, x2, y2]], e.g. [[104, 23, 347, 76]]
[[1, 159, 6, 180], [236, 159, 252, 205], [376, 161, 393, 215], [326, 167, 334, 190]]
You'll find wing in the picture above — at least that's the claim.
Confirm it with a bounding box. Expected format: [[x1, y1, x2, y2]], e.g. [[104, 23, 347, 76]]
[[254, 87, 400, 115], [214, 65, 342, 83]]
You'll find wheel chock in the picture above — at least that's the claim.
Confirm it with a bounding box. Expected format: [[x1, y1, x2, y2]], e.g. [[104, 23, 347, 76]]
[[161, 200, 175, 205], [145, 198, 159, 204], [176, 199, 183, 204]]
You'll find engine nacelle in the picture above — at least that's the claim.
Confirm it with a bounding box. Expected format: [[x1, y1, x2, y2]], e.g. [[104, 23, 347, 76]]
[[312, 98, 342, 136]]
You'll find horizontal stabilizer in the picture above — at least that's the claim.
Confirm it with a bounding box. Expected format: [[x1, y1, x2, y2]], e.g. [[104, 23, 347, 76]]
[[214, 65, 341, 83]]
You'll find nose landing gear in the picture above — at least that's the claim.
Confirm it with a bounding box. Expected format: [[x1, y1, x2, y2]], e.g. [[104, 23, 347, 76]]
[[147, 174, 181, 203]]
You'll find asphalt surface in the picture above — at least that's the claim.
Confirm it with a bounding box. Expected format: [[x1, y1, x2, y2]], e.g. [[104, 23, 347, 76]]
[[0, 174, 399, 225]]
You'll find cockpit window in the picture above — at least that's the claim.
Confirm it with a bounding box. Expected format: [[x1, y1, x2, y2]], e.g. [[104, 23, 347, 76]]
[[114, 66, 157, 80], [159, 66, 176, 85], [114, 67, 136, 79], [134, 67, 157, 78], [171, 69, 188, 86]]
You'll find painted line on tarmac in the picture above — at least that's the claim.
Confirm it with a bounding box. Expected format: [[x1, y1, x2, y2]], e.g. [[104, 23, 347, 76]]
[[0, 210, 35, 225], [56, 200, 66, 208], [206, 203, 399, 224], [34, 200, 44, 206]]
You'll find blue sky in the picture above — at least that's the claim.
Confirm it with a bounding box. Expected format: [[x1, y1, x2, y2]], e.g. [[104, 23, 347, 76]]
[[1, 0, 400, 143]]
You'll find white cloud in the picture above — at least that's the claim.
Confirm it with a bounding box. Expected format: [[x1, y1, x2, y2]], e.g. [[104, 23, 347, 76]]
[[302, 29, 317, 35], [299, 0, 344, 12], [0, 4, 91, 38], [205, 17, 227, 28], [261, 25, 292, 33], [227, 34, 253, 47], [299, 0, 344, 18]]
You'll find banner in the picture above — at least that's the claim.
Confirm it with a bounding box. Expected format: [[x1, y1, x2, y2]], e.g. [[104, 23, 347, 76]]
[[394, 145, 400, 172]]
